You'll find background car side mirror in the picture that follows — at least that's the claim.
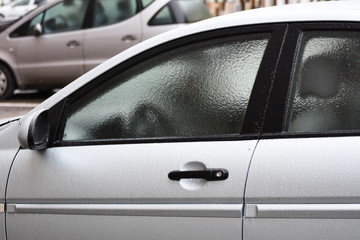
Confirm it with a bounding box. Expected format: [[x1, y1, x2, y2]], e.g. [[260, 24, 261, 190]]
[[33, 23, 43, 36], [18, 109, 50, 150]]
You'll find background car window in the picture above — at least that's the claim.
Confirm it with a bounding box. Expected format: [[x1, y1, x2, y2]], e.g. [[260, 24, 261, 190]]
[[287, 31, 360, 132], [10, 0, 89, 37], [14, 0, 30, 6], [93, 0, 137, 27], [43, 0, 88, 34], [141, 0, 154, 8], [26, 12, 43, 35], [149, 5, 173, 25], [62, 33, 270, 141], [149, 0, 211, 26]]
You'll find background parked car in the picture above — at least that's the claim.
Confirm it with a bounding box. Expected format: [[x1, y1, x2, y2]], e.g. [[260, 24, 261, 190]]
[[0, 0, 211, 99], [0, 0, 47, 19]]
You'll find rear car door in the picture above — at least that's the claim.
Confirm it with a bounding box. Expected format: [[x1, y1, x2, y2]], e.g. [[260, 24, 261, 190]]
[[245, 23, 360, 240], [83, 0, 142, 71], [5, 25, 285, 240]]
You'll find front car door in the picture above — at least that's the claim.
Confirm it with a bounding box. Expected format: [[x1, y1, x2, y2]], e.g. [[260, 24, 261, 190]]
[[5, 25, 285, 240], [245, 23, 360, 240], [10, 0, 89, 88]]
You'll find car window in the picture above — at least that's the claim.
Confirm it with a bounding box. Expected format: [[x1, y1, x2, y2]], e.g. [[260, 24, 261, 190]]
[[10, 0, 89, 37], [27, 12, 43, 34], [141, 0, 154, 8], [42, 0, 88, 34], [149, 0, 211, 26], [93, 0, 137, 27], [287, 31, 360, 132], [61, 33, 270, 141], [149, 4, 173, 25], [34, 0, 46, 4], [14, 0, 30, 6]]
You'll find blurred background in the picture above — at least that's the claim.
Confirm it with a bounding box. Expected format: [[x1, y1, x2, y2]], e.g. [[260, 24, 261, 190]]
[[206, 0, 334, 16]]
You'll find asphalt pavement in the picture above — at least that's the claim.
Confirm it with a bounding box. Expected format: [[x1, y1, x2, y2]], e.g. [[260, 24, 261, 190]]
[[0, 90, 53, 119]]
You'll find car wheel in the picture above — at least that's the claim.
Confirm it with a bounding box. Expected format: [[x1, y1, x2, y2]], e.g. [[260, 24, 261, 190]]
[[0, 64, 15, 100], [0, 14, 4, 19]]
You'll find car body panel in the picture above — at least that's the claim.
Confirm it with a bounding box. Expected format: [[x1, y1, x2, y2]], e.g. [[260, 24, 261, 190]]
[[83, 16, 142, 72], [7, 214, 242, 240], [244, 137, 360, 239], [0, 215, 4, 240], [0, 121, 20, 202], [0, 121, 19, 240], [244, 218, 360, 240], [6, 140, 256, 239], [15, 30, 84, 87]]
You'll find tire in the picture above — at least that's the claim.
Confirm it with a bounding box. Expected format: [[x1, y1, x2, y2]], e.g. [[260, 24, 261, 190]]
[[0, 64, 15, 100], [0, 14, 4, 19]]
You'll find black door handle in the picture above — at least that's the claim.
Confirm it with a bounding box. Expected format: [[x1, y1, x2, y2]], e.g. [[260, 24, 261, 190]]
[[168, 168, 228, 181], [67, 40, 80, 48]]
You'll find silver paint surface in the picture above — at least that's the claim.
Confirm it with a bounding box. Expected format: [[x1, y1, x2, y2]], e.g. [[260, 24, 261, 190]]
[[0, 121, 20, 202], [246, 204, 360, 219]]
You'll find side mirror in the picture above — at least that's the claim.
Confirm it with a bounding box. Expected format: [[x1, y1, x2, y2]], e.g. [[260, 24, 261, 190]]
[[18, 109, 50, 150], [33, 23, 42, 36]]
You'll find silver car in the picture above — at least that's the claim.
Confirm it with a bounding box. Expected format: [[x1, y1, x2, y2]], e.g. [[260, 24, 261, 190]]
[[0, 0, 211, 99], [2, 1, 360, 240], [0, 0, 46, 19]]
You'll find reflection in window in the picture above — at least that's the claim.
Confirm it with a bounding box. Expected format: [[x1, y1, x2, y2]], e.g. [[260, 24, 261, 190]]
[[62, 34, 269, 141], [287, 31, 360, 132]]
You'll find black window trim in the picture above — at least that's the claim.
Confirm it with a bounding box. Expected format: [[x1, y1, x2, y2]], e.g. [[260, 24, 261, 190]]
[[46, 23, 288, 148], [261, 21, 360, 139]]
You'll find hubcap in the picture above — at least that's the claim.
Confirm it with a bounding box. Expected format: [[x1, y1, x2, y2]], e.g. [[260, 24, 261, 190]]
[[0, 69, 8, 96]]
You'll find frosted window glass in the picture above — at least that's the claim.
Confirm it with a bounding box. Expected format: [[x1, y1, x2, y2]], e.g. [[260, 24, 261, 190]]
[[63, 34, 269, 140], [288, 31, 360, 132]]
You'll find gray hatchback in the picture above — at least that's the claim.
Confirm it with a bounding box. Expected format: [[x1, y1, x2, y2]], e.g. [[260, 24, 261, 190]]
[[0, 0, 211, 99]]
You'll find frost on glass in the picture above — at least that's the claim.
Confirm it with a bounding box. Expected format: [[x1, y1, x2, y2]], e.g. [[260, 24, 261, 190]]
[[62, 34, 269, 140], [288, 31, 360, 132]]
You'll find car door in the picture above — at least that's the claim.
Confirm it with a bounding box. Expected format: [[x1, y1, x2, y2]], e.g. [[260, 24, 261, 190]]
[[82, 0, 142, 72], [0, 123, 20, 240], [13, 0, 89, 88], [5, 25, 285, 240], [244, 23, 360, 240]]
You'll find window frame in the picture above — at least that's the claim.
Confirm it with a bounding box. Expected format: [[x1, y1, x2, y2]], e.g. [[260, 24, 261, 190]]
[[45, 24, 287, 147], [262, 22, 360, 139]]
